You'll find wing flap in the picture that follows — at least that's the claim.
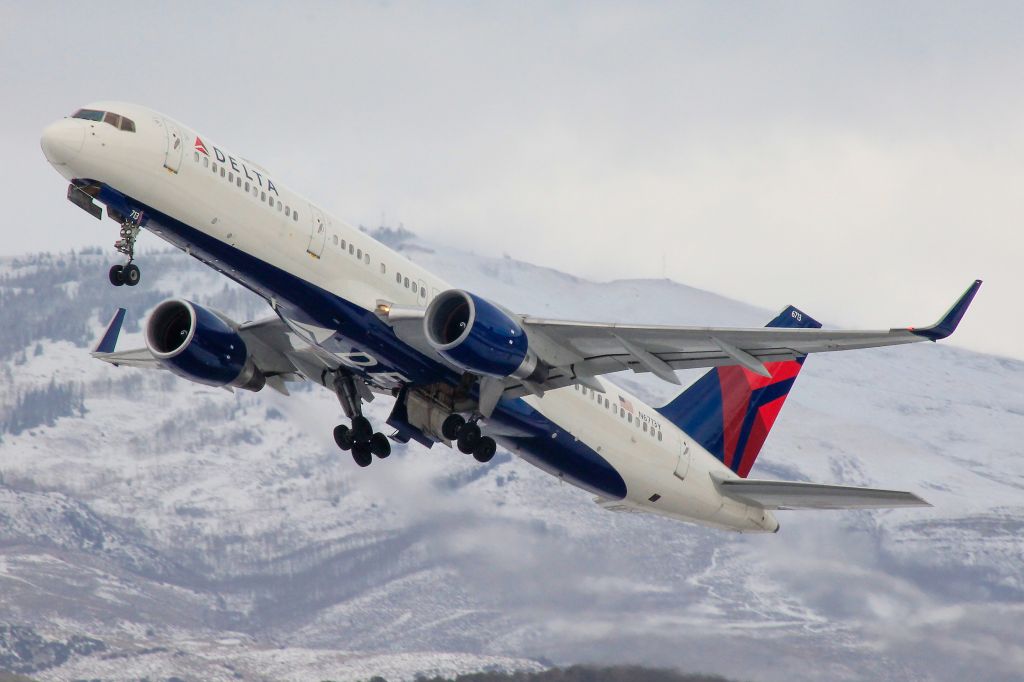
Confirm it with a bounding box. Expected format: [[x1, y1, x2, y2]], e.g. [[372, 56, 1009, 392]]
[[718, 479, 931, 510]]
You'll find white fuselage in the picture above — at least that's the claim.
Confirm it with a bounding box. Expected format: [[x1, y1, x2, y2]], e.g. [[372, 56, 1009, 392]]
[[41, 102, 778, 533]]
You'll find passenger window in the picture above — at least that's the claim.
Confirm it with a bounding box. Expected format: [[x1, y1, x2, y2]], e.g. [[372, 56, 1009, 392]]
[[194, 152, 200, 162], [357, 248, 362, 259], [293, 212, 298, 222], [245, 182, 250, 192], [236, 177, 241, 187], [396, 272, 402, 284], [220, 167, 225, 178], [204, 157, 209, 168], [380, 263, 386, 274], [349, 244, 354, 255], [333, 235, 338, 245], [212, 163, 218, 173], [404, 277, 410, 288], [228, 172, 234, 182], [103, 112, 121, 129], [341, 239, 346, 249], [657, 432, 662, 441], [285, 206, 290, 217], [365, 254, 371, 265], [411, 282, 418, 294], [277, 201, 282, 211], [120, 117, 136, 132]]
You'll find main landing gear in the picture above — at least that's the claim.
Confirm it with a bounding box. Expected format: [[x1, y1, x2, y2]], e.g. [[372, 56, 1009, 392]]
[[330, 370, 391, 467], [109, 213, 142, 287], [441, 413, 497, 463]]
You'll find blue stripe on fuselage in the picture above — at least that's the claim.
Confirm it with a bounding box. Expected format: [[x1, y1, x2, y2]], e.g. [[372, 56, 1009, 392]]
[[93, 182, 627, 500]]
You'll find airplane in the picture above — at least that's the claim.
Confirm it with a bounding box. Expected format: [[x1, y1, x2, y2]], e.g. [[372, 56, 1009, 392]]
[[40, 102, 981, 533]]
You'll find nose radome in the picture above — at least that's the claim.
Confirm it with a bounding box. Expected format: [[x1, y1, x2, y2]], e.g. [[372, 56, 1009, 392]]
[[41, 119, 85, 166]]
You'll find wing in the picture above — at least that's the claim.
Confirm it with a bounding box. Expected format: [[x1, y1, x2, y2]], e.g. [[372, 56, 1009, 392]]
[[523, 279, 980, 381], [379, 280, 980, 409], [509, 279, 981, 396], [88, 307, 333, 395], [718, 479, 931, 510]]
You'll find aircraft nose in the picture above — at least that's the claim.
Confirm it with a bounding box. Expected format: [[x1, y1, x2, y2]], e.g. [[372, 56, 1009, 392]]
[[40, 119, 85, 166]]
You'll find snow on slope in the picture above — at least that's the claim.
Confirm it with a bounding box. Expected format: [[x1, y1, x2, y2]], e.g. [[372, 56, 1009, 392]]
[[0, 235, 1021, 682]]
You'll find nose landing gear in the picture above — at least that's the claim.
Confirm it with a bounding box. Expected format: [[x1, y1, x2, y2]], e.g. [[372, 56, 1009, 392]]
[[108, 263, 140, 287], [109, 211, 143, 287]]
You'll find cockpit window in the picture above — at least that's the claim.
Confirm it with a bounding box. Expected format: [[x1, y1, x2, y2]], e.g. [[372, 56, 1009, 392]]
[[72, 109, 104, 121], [72, 108, 136, 132]]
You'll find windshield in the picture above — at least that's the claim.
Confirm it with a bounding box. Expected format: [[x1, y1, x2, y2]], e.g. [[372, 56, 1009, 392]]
[[72, 109, 104, 122], [72, 108, 136, 132]]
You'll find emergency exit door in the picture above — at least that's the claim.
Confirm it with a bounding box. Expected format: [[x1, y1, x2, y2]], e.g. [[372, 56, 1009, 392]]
[[306, 204, 329, 258]]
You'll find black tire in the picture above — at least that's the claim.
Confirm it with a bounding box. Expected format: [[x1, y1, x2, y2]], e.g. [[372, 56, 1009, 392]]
[[351, 416, 373, 443], [352, 442, 373, 467], [108, 265, 125, 286], [473, 436, 497, 463], [333, 424, 353, 451], [441, 414, 466, 441], [370, 432, 391, 458], [457, 423, 481, 454], [123, 263, 141, 286]]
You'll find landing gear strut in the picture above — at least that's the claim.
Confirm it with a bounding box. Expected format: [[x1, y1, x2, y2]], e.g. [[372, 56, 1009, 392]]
[[330, 371, 391, 467], [443, 413, 496, 463], [109, 212, 142, 287]]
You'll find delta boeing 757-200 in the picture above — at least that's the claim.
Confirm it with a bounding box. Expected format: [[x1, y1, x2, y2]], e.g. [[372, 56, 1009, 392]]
[[40, 102, 980, 533]]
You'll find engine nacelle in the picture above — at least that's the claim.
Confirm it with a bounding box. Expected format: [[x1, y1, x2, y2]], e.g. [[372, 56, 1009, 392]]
[[424, 289, 540, 379], [145, 299, 265, 391]]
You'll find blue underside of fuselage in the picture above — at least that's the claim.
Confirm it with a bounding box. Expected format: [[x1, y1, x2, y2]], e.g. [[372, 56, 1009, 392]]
[[93, 182, 627, 501]]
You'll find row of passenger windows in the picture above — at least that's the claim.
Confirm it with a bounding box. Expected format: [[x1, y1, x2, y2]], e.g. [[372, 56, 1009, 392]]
[[188, 145, 428, 300], [72, 109, 136, 132], [327, 232, 428, 298], [575, 384, 663, 441], [194, 151, 300, 223]]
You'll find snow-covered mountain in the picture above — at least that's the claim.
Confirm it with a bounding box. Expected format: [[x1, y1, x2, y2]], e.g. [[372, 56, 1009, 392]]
[[0, 231, 1021, 682]]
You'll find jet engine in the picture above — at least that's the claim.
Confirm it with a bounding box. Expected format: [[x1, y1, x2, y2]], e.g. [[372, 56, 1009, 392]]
[[145, 299, 265, 391], [424, 289, 542, 380]]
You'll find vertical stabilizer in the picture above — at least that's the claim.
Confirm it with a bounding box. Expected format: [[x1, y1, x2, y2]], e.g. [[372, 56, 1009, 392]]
[[655, 306, 821, 477]]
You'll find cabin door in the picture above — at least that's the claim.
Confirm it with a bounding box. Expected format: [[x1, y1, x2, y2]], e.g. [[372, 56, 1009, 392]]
[[162, 119, 184, 173], [306, 205, 329, 258]]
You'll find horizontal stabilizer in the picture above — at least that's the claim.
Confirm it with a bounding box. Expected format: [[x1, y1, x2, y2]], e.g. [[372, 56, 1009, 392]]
[[718, 478, 930, 510]]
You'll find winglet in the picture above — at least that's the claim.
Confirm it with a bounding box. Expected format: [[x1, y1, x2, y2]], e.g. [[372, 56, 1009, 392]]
[[93, 308, 127, 353], [909, 280, 982, 341]]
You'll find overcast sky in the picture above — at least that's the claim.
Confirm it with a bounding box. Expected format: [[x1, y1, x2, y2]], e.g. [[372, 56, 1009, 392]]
[[4, 2, 1022, 358]]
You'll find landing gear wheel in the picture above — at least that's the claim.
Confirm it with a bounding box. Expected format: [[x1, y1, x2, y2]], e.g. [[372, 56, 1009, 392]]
[[351, 416, 373, 443], [473, 436, 497, 463], [123, 263, 141, 286], [352, 442, 373, 467], [457, 422, 481, 454], [108, 264, 125, 287], [441, 414, 466, 441], [370, 433, 391, 458], [333, 424, 353, 451]]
